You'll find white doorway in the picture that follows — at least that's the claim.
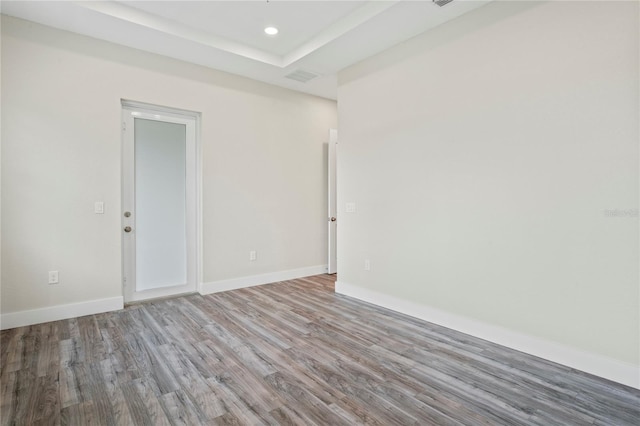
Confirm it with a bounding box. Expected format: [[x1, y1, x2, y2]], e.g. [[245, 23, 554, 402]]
[[328, 129, 337, 274], [121, 101, 199, 302]]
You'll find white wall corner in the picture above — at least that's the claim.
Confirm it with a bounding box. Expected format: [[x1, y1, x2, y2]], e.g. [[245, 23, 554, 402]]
[[0, 296, 124, 330], [335, 281, 640, 390], [201, 265, 328, 295]]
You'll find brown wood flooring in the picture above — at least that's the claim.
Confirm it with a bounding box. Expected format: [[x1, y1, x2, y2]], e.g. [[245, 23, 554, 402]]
[[1, 274, 639, 425]]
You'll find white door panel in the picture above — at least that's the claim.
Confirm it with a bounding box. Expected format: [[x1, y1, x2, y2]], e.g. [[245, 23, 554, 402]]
[[122, 104, 198, 302], [328, 129, 337, 275]]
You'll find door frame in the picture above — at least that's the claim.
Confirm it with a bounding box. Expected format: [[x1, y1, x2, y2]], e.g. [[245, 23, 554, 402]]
[[121, 100, 202, 303]]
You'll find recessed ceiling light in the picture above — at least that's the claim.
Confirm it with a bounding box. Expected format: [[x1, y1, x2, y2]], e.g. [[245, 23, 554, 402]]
[[264, 26, 278, 36]]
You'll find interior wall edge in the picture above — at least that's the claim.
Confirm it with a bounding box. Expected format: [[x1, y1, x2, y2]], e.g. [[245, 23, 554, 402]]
[[335, 280, 640, 390]]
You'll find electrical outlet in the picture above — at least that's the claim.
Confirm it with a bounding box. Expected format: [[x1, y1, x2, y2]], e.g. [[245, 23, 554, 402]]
[[364, 259, 370, 271], [48, 271, 59, 284], [249, 250, 257, 261]]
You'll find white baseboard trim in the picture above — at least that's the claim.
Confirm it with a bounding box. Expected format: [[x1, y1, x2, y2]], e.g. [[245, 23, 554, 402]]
[[200, 265, 328, 295], [0, 296, 124, 330], [335, 281, 640, 390]]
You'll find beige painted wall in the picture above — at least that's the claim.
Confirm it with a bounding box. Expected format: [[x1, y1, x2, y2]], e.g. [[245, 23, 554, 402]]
[[1, 16, 336, 314], [337, 1, 639, 366]]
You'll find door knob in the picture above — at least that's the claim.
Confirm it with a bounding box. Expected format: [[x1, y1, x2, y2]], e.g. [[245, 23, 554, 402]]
[[330, 217, 337, 222], [124, 226, 132, 233], [124, 211, 131, 217]]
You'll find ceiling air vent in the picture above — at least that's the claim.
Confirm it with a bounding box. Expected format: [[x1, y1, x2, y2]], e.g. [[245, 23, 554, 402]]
[[433, 0, 453, 6], [284, 69, 320, 83]]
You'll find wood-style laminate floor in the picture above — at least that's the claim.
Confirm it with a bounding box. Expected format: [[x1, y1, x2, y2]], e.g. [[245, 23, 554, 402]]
[[1, 274, 639, 425]]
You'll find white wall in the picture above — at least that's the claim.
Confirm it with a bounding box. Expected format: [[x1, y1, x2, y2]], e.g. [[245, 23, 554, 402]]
[[337, 1, 639, 386], [1, 16, 336, 322]]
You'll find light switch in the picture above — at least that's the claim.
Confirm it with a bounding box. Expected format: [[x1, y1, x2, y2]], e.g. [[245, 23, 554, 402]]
[[94, 202, 104, 214], [249, 251, 257, 261], [346, 202, 356, 213]]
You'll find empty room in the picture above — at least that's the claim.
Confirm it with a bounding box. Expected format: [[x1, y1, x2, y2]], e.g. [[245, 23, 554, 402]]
[[1, 0, 639, 424]]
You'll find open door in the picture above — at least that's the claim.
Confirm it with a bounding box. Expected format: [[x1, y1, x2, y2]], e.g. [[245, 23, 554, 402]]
[[328, 129, 337, 274]]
